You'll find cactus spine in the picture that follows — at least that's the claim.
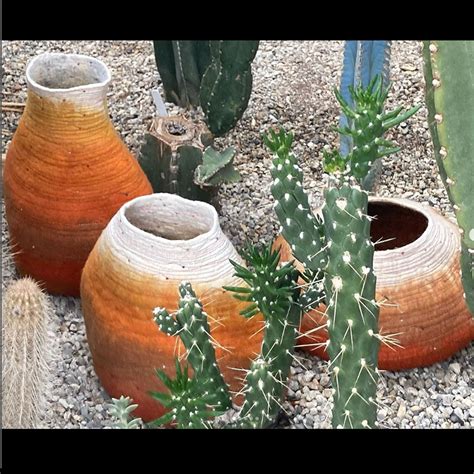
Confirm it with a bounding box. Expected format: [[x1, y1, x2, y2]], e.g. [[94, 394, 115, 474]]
[[225, 243, 301, 428], [322, 181, 380, 428], [150, 243, 301, 429], [200, 41, 259, 137], [266, 80, 418, 427], [423, 41, 474, 315], [2, 277, 55, 428]]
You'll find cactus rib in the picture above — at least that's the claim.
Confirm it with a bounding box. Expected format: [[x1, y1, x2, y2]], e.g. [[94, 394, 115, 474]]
[[423, 40, 474, 314]]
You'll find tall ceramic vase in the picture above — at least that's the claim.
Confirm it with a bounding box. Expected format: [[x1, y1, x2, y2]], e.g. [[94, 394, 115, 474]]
[[3, 53, 153, 296], [80, 193, 264, 421]]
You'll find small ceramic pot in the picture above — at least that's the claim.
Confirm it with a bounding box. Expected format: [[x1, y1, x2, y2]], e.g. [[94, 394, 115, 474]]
[[80, 193, 264, 421], [276, 197, 474, 370], [3, 53, 152, 296]]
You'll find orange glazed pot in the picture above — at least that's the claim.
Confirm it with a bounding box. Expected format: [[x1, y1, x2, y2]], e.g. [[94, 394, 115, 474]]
[[80, 193, 264, 421], [276, 197, 474, 370], [3, 53, 152, 296]]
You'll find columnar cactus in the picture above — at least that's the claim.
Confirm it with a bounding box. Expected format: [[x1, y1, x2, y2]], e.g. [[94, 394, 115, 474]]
[[153, 282, 232, 411], [2, 277, 55, 428], [265, 129, 326, 312], [153, 40, 259, 136], [153, 40, 211, 108], [138, 115, 239, 204], [423, 41, 474, 315], [200, 41, 259, 137], [266, 76, 419, 428], [321, 180, 380, 428], [225, 243, 301, 428]]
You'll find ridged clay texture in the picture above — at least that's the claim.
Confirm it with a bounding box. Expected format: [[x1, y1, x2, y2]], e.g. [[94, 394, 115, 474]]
[[275, 197, 474, 370], [80, 193, 264, 421], [3, 53, 153, 296]]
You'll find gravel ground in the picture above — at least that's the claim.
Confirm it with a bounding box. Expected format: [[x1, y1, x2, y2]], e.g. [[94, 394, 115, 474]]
[[1, 40, 473, 429]]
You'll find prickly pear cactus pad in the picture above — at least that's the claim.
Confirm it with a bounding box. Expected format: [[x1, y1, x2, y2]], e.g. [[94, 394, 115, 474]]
[[200, 41, 259, 137], [194, 147, 241, 187], [322, 181, 380, 428], [423, 41, 474, 315], [225, 243, 302, 428]]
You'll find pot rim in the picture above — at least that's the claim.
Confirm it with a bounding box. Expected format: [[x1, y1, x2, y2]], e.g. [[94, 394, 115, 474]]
[[118, 192, 220, 244], [367, 196, 434, 254], [26, 52, 111, 95]]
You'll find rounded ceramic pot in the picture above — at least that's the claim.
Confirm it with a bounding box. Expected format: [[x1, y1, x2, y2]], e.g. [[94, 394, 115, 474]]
[[277, 197, 474, 370], [3, 53, 152, 296], [80, 193, 264, 421]]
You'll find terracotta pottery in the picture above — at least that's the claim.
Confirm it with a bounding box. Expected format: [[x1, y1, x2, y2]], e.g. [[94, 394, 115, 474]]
[[275, 197, 474, 370], [3, 53, 153, 296], [80, 193, 264, 421]]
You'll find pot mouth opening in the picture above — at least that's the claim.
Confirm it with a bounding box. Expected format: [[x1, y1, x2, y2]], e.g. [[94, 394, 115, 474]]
[[26, 53, 111, 92], [369, 201, 428, 251], [123, 194, 216, 241]]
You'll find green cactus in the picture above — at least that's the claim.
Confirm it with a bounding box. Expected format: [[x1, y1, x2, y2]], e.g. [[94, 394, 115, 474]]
[[322, 181, 380, 428], [150, 243, 301, 429], [153, 40, 211, 108], [225, 243, 301, 428], [265, 129, 381, 429], [332, 76, 421, 183], [149, 359, 223, 429], [265, 129, 326, 314], [200, 40, 259, 137], [138, 116, 239, 204], [153, 282, 232, 411], [423, 41, 474, 315], [194, 147, 241, 187], [107, 396, 142, 429]]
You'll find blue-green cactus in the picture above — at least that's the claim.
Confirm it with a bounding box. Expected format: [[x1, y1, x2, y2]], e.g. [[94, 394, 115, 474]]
[[107, 396, 142, 429]]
